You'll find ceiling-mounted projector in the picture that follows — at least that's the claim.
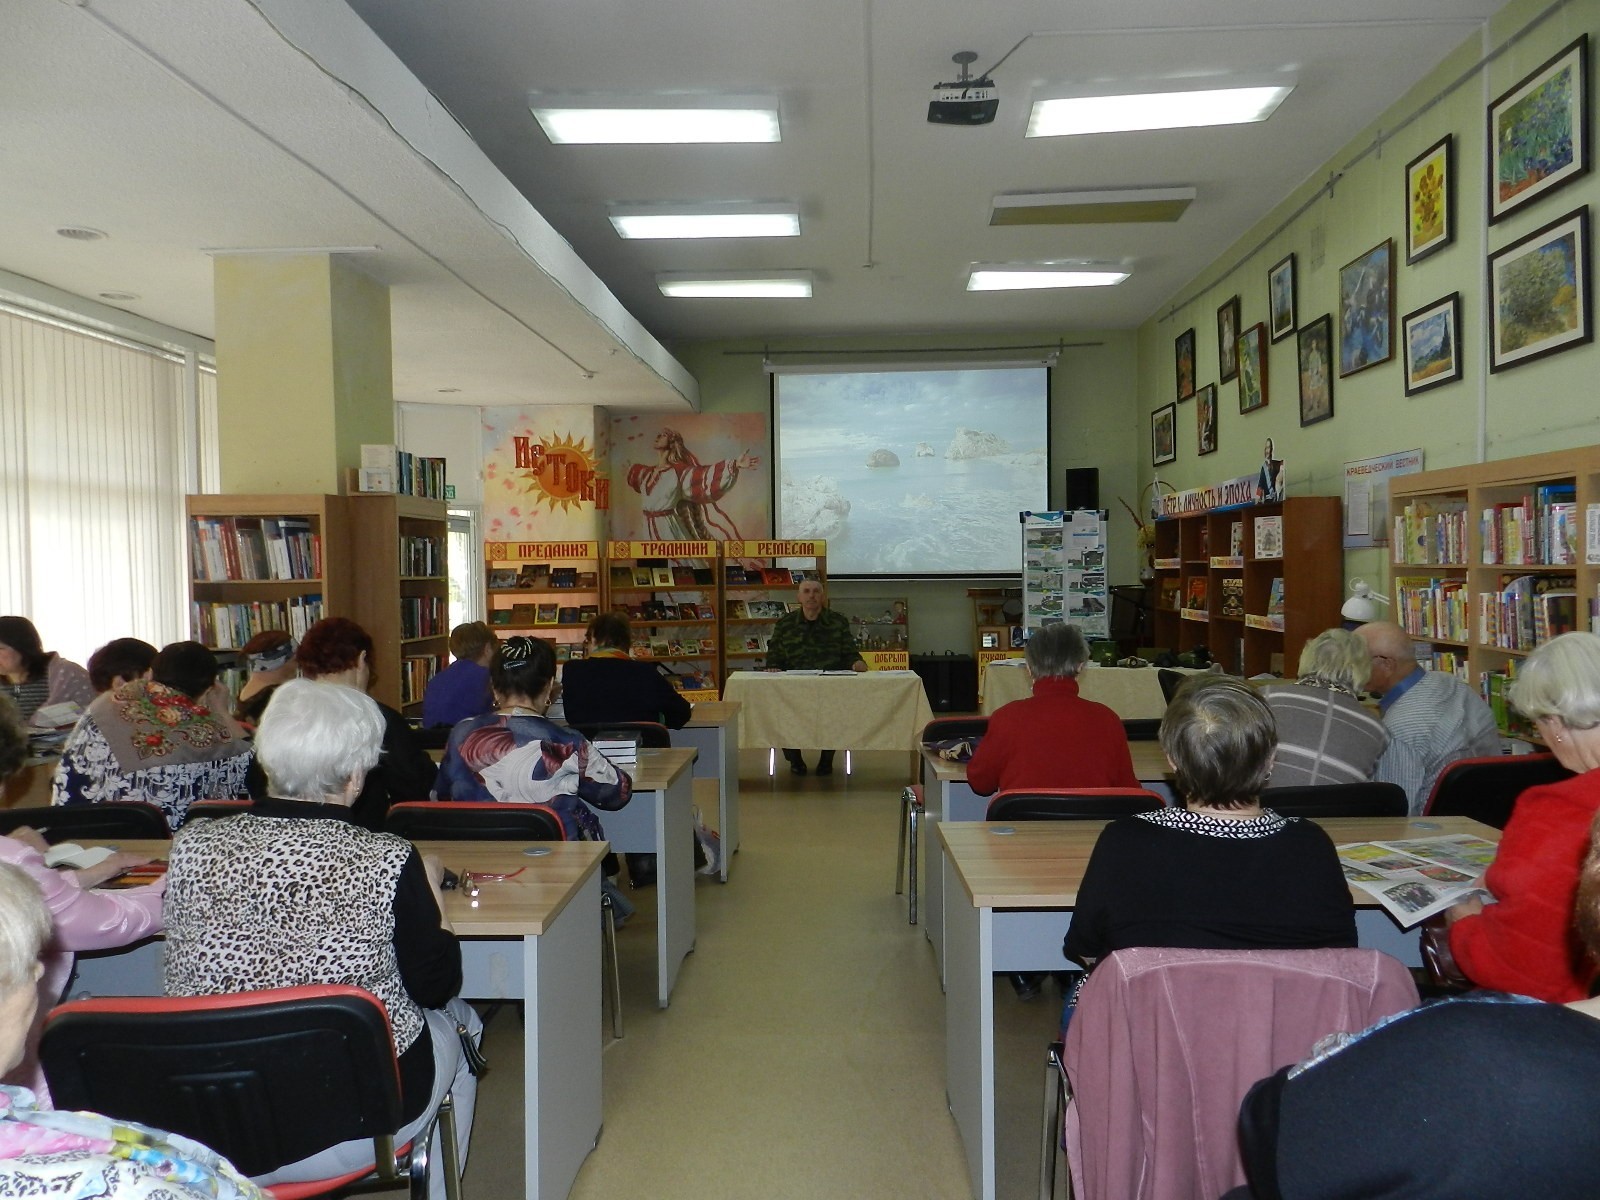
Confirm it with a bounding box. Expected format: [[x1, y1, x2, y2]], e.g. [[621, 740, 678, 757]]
[[928, 50, 997, 125]]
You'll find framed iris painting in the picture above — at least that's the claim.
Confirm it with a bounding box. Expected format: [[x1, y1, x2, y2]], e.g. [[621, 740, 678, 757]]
[[1338, 239, 1394, 377], [1402, 293, 1463, 395], [1237, 323, 1269, 413], [1405, 134, 1454, 263], [1488, 35, 1589, 225], [1489, 206, 1591, 373], [1216, 296, 1241, 382]]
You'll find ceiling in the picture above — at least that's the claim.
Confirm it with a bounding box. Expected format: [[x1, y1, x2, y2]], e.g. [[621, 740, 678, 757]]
[[2, 0, 1506, 409]]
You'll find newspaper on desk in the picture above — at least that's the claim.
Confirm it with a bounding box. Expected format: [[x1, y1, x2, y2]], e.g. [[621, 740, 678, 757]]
[[1334, 834, 1498, 927]]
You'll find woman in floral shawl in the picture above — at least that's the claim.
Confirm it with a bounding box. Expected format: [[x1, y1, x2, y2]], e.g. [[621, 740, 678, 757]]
[[52, 641, 251, 829]]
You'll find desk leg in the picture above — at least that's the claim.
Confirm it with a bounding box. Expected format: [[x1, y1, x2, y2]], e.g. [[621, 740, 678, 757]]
[[944, 861, 995, 1200], [682, 724, 738, 882], [656, 770, 697, 1007], [525, 870, 603, 1200]]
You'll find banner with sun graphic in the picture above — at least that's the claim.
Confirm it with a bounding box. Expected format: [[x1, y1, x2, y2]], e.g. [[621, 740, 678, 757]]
[[608, 411, 770, 543], [482, 406, 610, 542]]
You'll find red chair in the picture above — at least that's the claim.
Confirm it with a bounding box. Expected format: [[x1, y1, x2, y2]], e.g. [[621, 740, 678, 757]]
[[898, 717, 989, 924], [986, 787, 1166, 822], [40, 985, 461, 1200], [1423, 753, 1574, 829]]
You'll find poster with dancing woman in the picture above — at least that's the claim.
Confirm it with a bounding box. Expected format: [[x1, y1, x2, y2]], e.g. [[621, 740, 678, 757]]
[[608, 412, 769, 543]]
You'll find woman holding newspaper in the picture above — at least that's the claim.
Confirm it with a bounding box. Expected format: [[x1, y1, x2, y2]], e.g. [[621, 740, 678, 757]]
[[1441, 631, 1600, 1002]]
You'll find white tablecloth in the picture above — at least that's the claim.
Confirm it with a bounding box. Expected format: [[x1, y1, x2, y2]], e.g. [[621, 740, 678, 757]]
[[722, 671, 935, 750]]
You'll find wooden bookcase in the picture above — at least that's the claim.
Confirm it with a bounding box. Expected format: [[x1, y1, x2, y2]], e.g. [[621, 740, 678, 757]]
[[1387, 445, 1600, 730], [720, 539, 827, 683], [348, 494, 449, 714], [605, 539, 721, 696], [1151, 496, 1341, 676], [483, 540, 601, 662]]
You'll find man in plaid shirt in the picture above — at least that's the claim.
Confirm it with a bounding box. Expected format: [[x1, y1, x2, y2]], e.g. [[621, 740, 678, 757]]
[[766, 579, 865, 775]]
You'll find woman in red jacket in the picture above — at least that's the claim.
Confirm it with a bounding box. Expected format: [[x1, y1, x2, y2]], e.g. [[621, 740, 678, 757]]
[[1445, 631, 1600, 1002]]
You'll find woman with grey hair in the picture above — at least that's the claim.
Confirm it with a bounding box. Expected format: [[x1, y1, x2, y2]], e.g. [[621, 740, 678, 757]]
[[1263, 628, 1388, 787], [1064, 675, 1355, 969], [163, 679, 478, 1199], [1441, 631, 1600, 1002], [966, 622, 1137, 796]]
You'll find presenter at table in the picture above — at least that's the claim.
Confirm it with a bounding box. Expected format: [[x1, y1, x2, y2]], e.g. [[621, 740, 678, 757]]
[[766, 579, 866, 776]]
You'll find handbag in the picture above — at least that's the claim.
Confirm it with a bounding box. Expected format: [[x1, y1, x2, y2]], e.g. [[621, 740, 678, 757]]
[[457, 1020, 489, 1077], [1419, 915, 1471, 992]]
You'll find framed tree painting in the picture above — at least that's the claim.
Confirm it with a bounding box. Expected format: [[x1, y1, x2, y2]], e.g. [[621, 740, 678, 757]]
[[1237, 322, 1268, 413], [1402, 292, 1464, 395], [1406, 134, 1454, 263], [1488, 34, 1589, 224], [1216, 296, 1241, 382], [1196, 384, 1218, 455], [1489, 206, 1591, 373], [1175, 327, 1197, 400], [1152, 403, 1177, 465], [1296, 314, 1334, 426], [1338, 239, 1394, 376], [1268, 254, 1297, 342]]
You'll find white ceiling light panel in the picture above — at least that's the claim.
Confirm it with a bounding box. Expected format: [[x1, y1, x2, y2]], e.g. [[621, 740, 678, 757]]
[[610, 203, 800, 240], [1027, 85, 1293, 137], [657, 271, 814, 298], [530, 93, 782, 144]]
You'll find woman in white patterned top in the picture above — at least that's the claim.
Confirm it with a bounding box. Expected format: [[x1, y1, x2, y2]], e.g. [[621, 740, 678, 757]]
[[1262, 628, 1388, 788]]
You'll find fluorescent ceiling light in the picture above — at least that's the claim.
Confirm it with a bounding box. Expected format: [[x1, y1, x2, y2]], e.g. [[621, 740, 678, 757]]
[[990, 187, 1196, 226], [530, 93, 781, 144], [1027, 85, 1292, 137], [657, 272, 813, 298], [611, 204, 800, 239], [967, 265, 1130, 291]]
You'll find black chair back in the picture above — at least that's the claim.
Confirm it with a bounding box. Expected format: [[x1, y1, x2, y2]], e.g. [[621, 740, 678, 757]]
[[1260, 781, 1408, 818], [921, 716, 988, 742], [0, 802, 171, 843], [1424, 754, 1575, 829], [1157, 669, 1188, 704], [41, 986, 404, 1178], [180, 800, 254, 826], [1122, 718, 1162, 741], [568, 721, 673, 748], [987, 788, 1166, 822], [385, 800, 566, 842]]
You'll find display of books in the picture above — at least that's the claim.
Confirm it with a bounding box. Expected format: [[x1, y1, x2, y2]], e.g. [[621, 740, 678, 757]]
[[650, 565, 674, 588], [1334, 835, 1497, 927], [516, 564, 550, 588], [632, 567, 653, 587], [698, 637, 717, 654], [556, 606, 580, 625], [724, 564, 751, 584], [761, 567, 790, 585], [673, 566, 696, 586], [696, 603, 716, 620], [650, 639, 671, 657], [578, 605, 598, 623], [1184, 576, 1209, 610], [549, 567, 578, 589], [1229, 521, 1244, 556], [490, 609, 511, 625], [693, 567, 715, 585], [510, 603, 537, 625], [678, 603, 699, 620], [1220, 577, 1245, 617], [535, 604, 559, 625], [487, 568, 518, 590], [1267, 578, 1286, 616], [1159, 579, 1182, 611], [575, 571, 597, 589], [727, 599, 749, 618], [611, 565, 634, 588], [1254, 515, 1284, 559]]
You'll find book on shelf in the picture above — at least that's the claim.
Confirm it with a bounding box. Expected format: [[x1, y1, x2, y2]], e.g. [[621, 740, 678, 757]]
[[490, 610, 511, 625], [1198, 525, 1210, 557], [1219, 577, 1245, 617], [1184, 576, 1209, 611], [1587, 503, 1600, 564], [695, 603, 716, 620], [549, 567, 578, 589], [692, 567, 715, 585], [724, 564, 751, 584], [534, 604, 559, 626], [190, 516, 321, 582], [359, 444, 448, 500], [677, 603, 699, 620], [516, 564, 550, 589], [554, 643, 571, 662], [1229, 521, 1243, 556], [650, 639, 672, 658], [1159, 579, 1181, 611], [698, 637, 717, 654], [632, 567, 653, 587], [1253, 515, 1284, 559], [610, 565, 634, 588], [555, 606, 580, 625], [487, 568, 517, 590], [1481, 485, 1577, 565], [1395, 577, 1468, 642], [578, 605, 598, 623], [726, 599, 749, 619], [399, 535, 443, 578], [575, 570, 598, 590], [673, 566, 696, 586], [191, 594, 323, 649], [761, 567, 791, 585], [744, 635, 766, 652], [1478, 574, 1575, 651], [510, 603, 537, 626], [650, 565, 674, 588], [400, 595, 445, 640], [1266, 578, 1285, 617]]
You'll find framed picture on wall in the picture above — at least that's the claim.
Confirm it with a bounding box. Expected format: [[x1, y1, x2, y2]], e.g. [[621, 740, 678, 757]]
[[1174, 328, 1196, 401], [1489, 206, 1591, 372], [1338, 239, 1394, 376], [1268, 254, 1297, 342], [1405, 134, 1454, 263], [1216, 296, 1241, 382], [1196, 384, 1218, 455], [1296, 314, 1334, 426], [1488, 34, 1589, 224], [1402, 292, 1464, 394], [1152, 403, 1177, 465], [1237, 322, 1269, 413]]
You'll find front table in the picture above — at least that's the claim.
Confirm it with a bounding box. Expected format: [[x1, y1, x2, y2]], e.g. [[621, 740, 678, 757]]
[[722, 670, 934, 774], [71, 839, 609, 1200], [940, 815, 1502, 1200], [681, 700, 741, 881]]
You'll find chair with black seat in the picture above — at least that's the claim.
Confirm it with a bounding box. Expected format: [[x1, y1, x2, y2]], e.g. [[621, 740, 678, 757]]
[[384, 801, 621, 1039], [986, 787, 1166, 823], [566, 721, 672, 748], [0, 801, 170, 843], [181, 799, 256, 825], [1423, 753, 1574, 829], [41, 984, 461, 1200], [896, 716, 989, 924], [1259, 781, 1408, 818]]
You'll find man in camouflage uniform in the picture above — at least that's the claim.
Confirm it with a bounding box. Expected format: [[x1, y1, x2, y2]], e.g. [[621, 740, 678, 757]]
[[766, 579, 865, 775]]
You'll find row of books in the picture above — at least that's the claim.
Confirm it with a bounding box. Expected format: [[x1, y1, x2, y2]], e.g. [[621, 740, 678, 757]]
[[609, 564, 716, 589], [1392, 501, 1468, 566], [359, 444, 447, 500], [727, 634, 772, 653], [398, 653, 445, 707], [494, 603, 601, 627], [1158, 576, 1284, 617], [488, 566, 597, 590], [1395, 577, 1470, 642], [400, 595, 447, 640], [1480, 665, 1535, 738], [190, 516, 320, 582], [727, 599, 793, 619], [623, 602, 716, 622], [191, 594, 324, 649], [636, 639, 717, 659], [1480, 487, 1578, 565], [723, 565, 819, 586], [399, 535, 444, 578], [1476, 574, 1577, 652], [1419, 648, 1468, 679]]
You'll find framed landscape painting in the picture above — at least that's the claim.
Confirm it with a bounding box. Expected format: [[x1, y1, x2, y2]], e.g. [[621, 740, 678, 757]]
[[1406, 134, 1454, 263], [1268, 254, 1297, 342], [1175, 327, 1197, 400], [1338, 239, 1394, 377], [1489, 206, 1591, 373], [1297, 314, 1334, 427], [1488, 34, 1589, 224], [1237, 322, 1269, 413], [1196, 384, 1218, 455], [1216, 296, 1241, 381], [1402, 293, 1463, 395], [1152, 403, 1177, 465]]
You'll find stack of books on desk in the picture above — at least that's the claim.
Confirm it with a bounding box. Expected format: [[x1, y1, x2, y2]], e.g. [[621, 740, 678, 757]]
[[593, 736, 641, 775]]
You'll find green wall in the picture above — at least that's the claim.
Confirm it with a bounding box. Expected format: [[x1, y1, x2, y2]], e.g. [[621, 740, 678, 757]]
[[1135, 0, 1600, 591]]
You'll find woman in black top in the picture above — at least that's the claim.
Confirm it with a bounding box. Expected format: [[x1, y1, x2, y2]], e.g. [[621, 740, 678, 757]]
[[1064, 676, 1355, 968], [561, 612, 691, 729]]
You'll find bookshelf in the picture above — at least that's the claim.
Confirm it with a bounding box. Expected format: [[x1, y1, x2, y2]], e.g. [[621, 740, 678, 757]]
[[484, 540, 601, 662], [186, 494, 350, 655], [1388, 445, 1600, 732], [720, 539, 827, 683], [348, 494, 449, 714], [605, 540, 721, 698], [1152, 496, 1342, 676]]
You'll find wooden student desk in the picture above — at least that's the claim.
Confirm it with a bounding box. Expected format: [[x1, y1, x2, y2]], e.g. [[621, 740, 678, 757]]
[[939, 814, 1502, 1200], [681, 700, 740, 881], [722, 670, 934, 776], [70, 838, 609, 1200]]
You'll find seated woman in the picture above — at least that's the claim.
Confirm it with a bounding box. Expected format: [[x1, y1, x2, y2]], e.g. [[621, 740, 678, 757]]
[[51, 640, 252, 829], [1064, 676, 1356, 971], [232, 629, 296, 726], [967, 622, 1137, 796], [0, 616, 93, 726], [1440, 630, 1600, 1002], [84, 636, 157, 695], [0, 864, 265, 1199], [562, 612, 692, 729], [1262, 628, 1388, 787], [163, 679, 478, 1199], [433, 636, 631, 841], [421, 621, 496, 730]]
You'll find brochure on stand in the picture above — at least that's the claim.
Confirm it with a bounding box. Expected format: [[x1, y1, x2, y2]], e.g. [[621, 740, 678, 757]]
[[1334, 834, 1498, 926]]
